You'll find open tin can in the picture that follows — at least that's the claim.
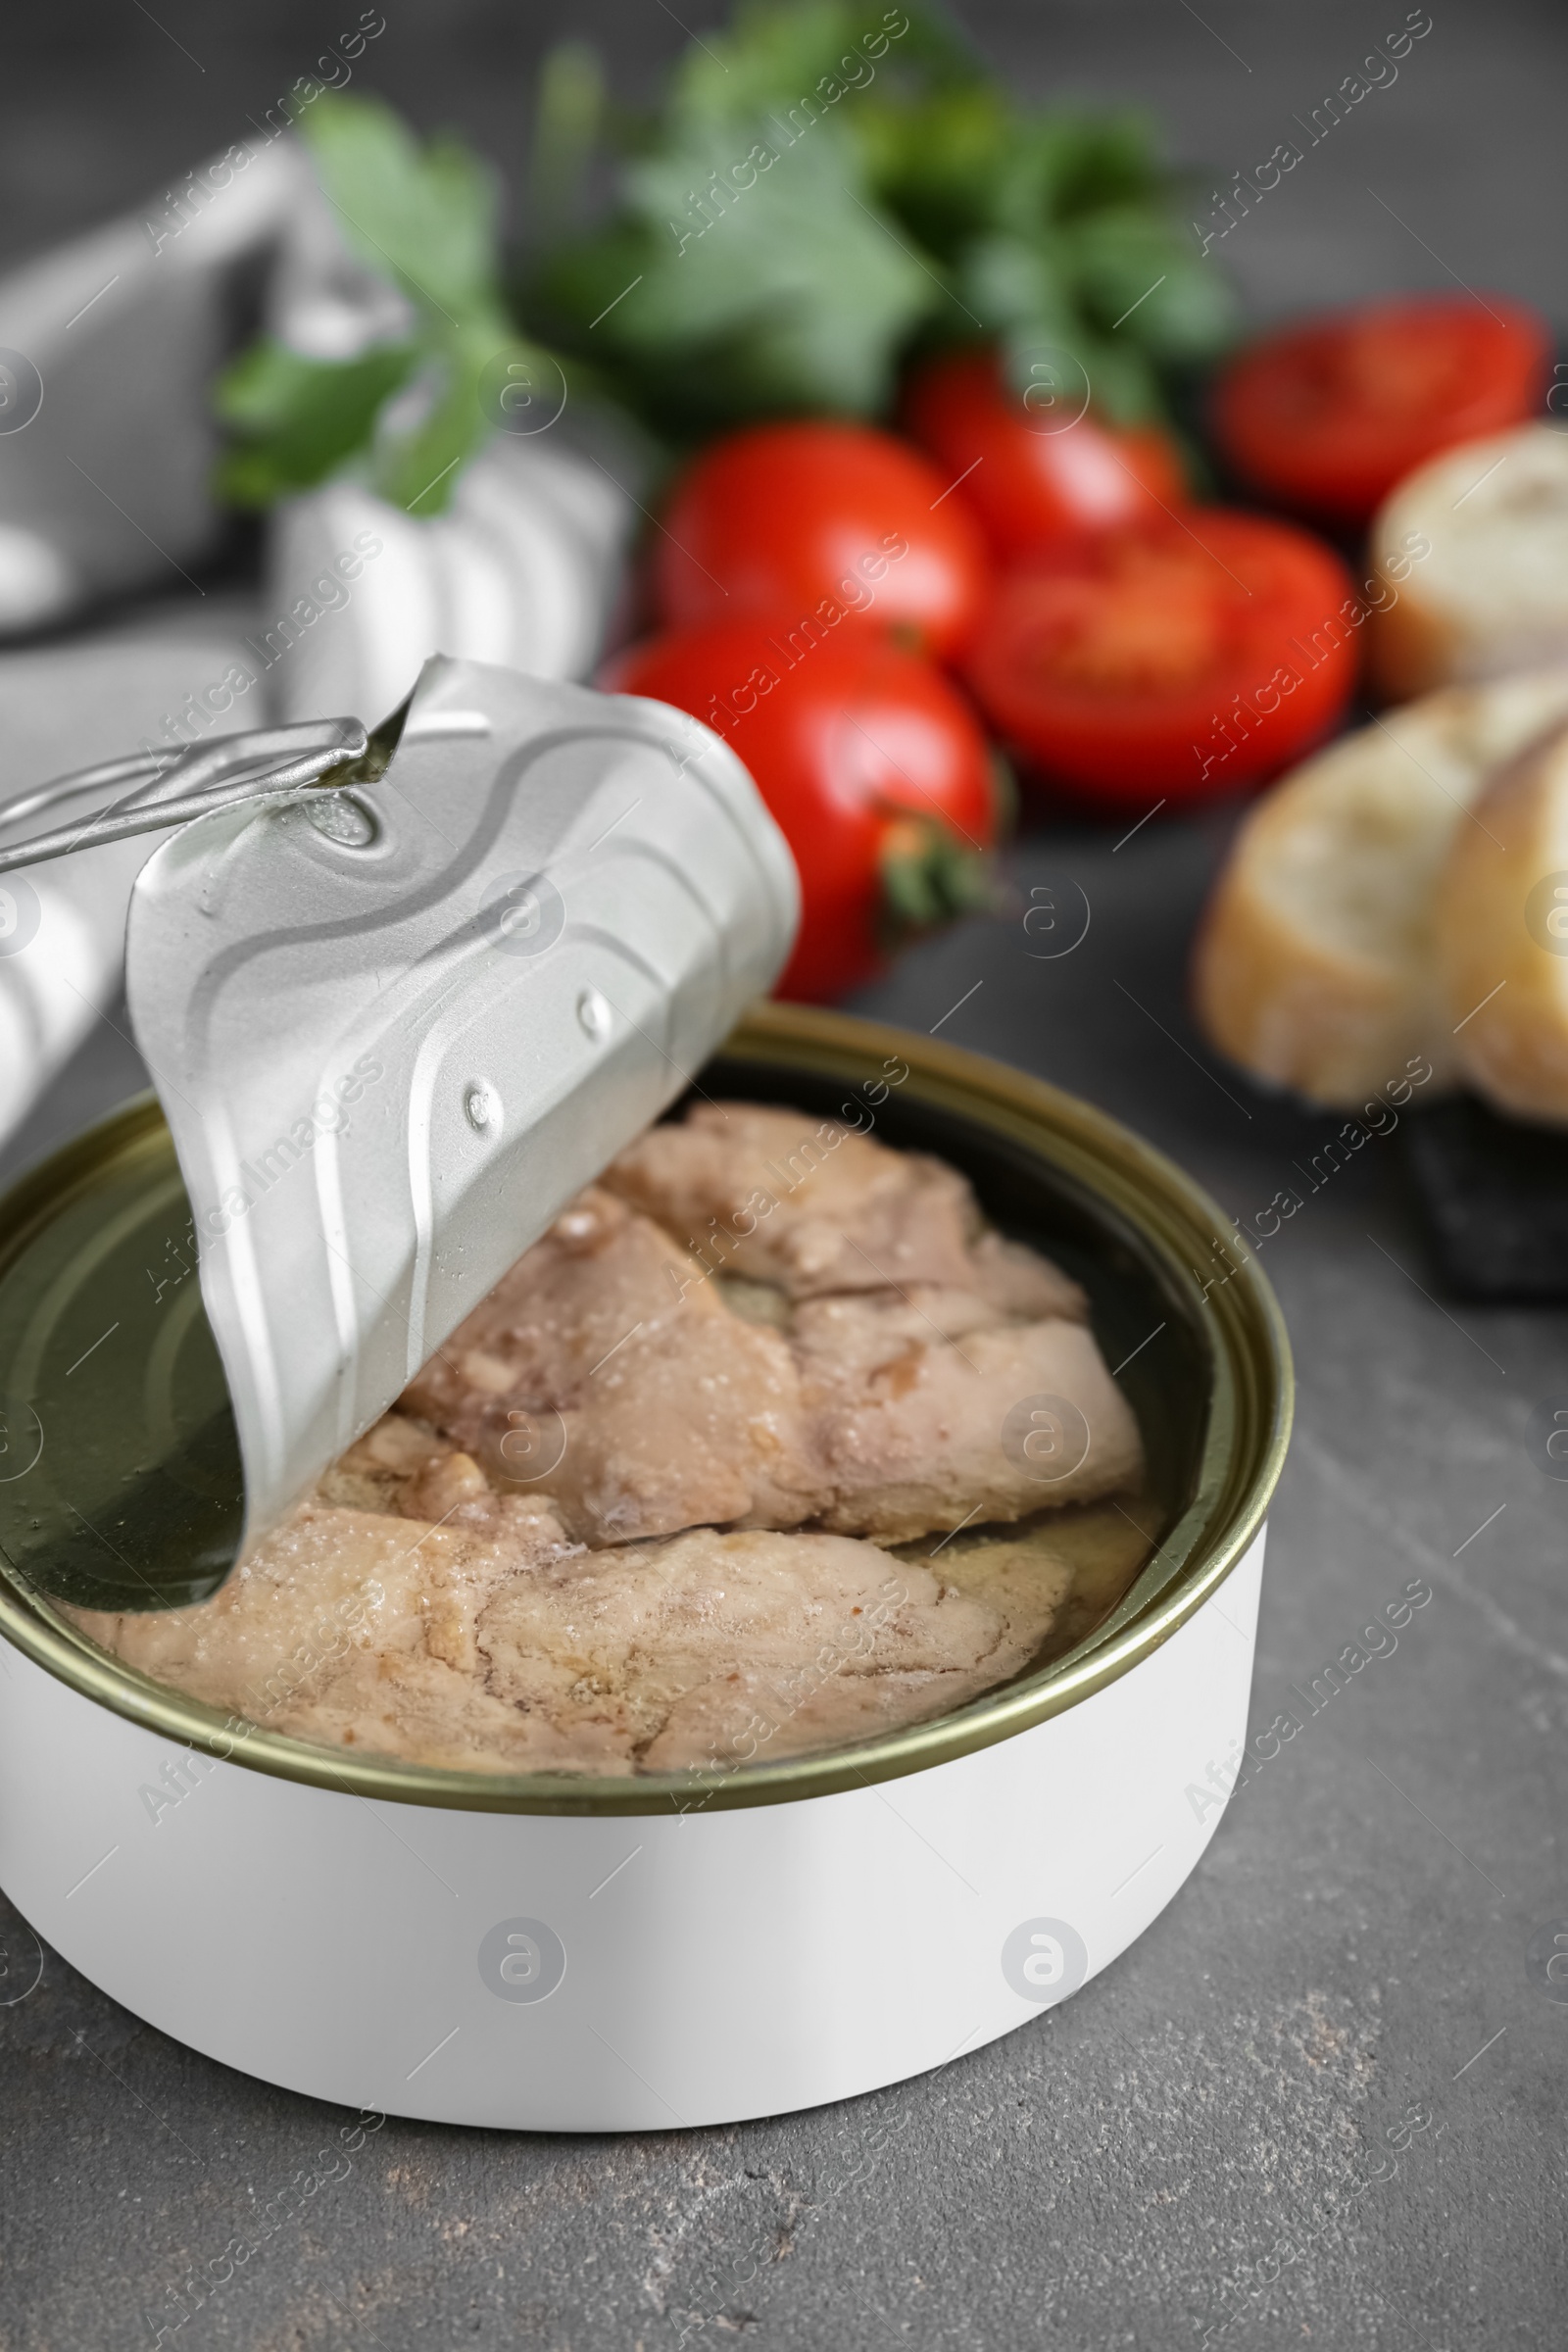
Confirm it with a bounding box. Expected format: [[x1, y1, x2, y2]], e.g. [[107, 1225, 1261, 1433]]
[[0, 1003, 1290, 2132]]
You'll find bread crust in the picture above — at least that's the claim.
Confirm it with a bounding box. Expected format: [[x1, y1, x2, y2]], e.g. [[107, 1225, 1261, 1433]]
[[1369, 425, 1568, 701], [1367, 582, 1459, 705], [1192, 790, 1453, 1104], [1193, 674, 1568, 1107], [1439, 721, 1568, 1123]]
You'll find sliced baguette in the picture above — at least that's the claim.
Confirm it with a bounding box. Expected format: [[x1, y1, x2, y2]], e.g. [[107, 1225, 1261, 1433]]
[[1438, 717, 1568, 1123], [1192, 671, 1568, 1105], [1370, 424, 1568, 702]]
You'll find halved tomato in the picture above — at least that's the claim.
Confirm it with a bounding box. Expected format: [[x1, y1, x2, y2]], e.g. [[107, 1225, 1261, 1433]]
[[903, 346, 1188, 562], [1212, 294, 1551, 526], [963, 511, 1359, 807]]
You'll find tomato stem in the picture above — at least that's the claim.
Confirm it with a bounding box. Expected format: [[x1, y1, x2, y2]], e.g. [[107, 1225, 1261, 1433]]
[[879, 815, 996, 949]]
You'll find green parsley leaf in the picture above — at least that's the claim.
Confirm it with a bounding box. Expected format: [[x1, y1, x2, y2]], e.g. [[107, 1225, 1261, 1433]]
[[300, 93, 510, 336], [525, 1, 1237, 437], [213, 339, 419, 507], [617, 115, 939, 414], [213, 93, 531, 516]]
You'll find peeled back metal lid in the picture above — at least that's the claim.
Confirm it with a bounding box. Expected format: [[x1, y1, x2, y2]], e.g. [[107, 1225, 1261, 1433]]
[[0, 656, 798, 1609]]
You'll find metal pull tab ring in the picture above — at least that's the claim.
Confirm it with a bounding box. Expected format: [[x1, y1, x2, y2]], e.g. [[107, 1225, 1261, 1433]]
[[0, 716, 370, 878]]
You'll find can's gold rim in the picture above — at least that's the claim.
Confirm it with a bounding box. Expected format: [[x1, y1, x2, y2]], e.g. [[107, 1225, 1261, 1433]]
[[0, 1004, 1293, 1817]]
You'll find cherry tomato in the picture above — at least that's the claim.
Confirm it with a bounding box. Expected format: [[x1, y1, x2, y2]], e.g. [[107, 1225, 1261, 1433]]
[[1212, 294, 1551, 526], [651, 421, 989, 662], [902, 346, 1188, 562], [963, 510, 1358, 808], [606, 618, 997, 1002]]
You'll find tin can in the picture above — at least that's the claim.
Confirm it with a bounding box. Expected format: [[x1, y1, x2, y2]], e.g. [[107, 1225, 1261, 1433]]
[[0, 1004, 1291, 2131]]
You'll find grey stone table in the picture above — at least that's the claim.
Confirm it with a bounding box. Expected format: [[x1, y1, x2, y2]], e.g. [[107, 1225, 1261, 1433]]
[[2, 3, 1566, 2346]]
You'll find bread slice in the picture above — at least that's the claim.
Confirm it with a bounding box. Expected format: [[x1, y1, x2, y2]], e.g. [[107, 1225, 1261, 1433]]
[[1438, 717, 1568, 1122], [1192, 672, 1568, 1105], [1370, 424, 1568, 703]]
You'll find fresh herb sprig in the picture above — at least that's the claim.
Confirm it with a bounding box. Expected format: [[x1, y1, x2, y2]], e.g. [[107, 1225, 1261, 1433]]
[[215, 94, 549, 514], [211, 10, 1235, 513], [523, 0, 1234, 439]]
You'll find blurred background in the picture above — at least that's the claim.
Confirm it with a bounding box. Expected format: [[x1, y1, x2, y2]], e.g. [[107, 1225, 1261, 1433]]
[[4, 0, 1566, 314], [4, 7, 1568, 2346]]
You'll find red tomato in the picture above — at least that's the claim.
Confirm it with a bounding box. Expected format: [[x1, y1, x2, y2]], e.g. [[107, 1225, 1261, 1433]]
[[651, 421, 989, 662], [963, 511, 1358, 808], [1212, 294, 1551, 526], [606, 618, 997, 1002], [902, 347, 1188, 562]]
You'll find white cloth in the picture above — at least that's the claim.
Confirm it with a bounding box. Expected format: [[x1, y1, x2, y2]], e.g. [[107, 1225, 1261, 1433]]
[[0, 606, 258, 1150], [0, 131, 642, 1155], [0, 140, 315, 633], [263, 430, 640, 727]]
